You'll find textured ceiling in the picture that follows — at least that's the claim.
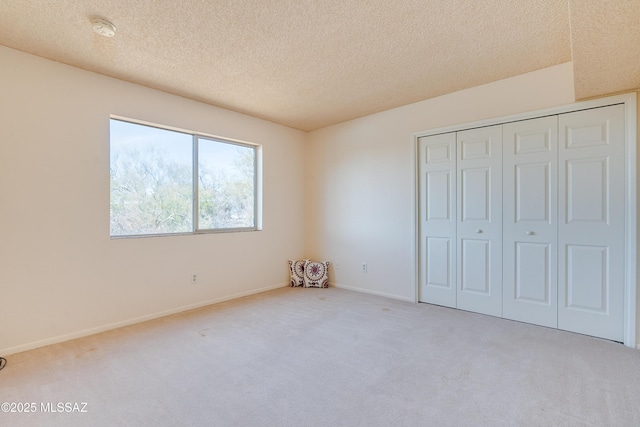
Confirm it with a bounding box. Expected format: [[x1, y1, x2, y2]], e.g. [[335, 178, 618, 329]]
[[569, 0, 640, 100], [0, 1, 637, 131]]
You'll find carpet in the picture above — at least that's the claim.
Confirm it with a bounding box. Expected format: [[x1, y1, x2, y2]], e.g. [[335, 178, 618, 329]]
[[1, 287, 639, 426]]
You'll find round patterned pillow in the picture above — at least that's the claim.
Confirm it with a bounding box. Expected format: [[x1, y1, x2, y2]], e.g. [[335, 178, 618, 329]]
[[303, 260, 330, 288], [288, 259, 308, 287]]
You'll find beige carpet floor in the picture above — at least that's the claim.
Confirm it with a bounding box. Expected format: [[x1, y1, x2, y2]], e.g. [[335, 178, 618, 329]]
[[1, 287, 639, 426]]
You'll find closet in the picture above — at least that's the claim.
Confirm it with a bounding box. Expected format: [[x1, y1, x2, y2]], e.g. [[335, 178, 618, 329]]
[[418, 103, 627, 342]]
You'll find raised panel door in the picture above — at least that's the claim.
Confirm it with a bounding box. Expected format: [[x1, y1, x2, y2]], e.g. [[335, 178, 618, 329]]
[[502, 116, 558, 328], [558, 104, 625, 341], [456, 126, 502, 316], [418, 133, 457, 307]]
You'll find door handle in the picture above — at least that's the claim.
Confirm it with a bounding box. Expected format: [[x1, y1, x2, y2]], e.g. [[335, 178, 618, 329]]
[[475, 229, 483, 234], [526, 231, 534, 235]]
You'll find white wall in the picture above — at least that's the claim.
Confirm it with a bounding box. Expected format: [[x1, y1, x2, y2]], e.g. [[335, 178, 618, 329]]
[[307, 63, 576, 300], [2, 47, 638, 354], [0, 46, 308, 355], [307, 62, 640, 345]]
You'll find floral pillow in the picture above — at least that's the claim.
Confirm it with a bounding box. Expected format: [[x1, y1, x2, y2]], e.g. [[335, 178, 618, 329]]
[[288, 259, 309, 287], [303, 260, 330, 288]]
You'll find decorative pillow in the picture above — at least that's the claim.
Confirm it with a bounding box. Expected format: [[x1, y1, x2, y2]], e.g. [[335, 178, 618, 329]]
[[303, 260, 330, 288], [288, 259, 308, 287]]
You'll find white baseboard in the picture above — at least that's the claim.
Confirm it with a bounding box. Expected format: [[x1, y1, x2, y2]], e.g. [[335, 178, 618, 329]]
[[331, 282, 415, 303], [1, 282, 288, 356]]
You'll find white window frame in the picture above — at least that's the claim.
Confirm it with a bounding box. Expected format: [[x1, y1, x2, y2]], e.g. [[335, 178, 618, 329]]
[[109, 116, 262, 238]]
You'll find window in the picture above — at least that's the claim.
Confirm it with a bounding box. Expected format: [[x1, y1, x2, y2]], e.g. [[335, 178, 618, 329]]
[[110, 118, 258, 237]]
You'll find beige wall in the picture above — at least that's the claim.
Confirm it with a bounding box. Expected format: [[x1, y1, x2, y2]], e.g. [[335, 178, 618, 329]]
[[0, 46, 307, 355], [2, 46, 637, 354], [306, 63, 575, 298], [307, 62, 640, 346]]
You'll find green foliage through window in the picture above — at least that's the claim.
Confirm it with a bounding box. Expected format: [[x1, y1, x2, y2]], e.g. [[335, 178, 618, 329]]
[[110, 119, 257, 237]]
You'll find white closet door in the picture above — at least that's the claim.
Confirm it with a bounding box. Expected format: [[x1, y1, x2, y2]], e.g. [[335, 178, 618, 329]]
[[418, 133, 457, 307], [456, 126, 502, 317], [558, 104, 625, 341], [502, 116, 558, 328]]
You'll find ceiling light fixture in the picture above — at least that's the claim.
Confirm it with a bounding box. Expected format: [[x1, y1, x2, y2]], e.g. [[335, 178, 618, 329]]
[[91, 18, 116, 37]]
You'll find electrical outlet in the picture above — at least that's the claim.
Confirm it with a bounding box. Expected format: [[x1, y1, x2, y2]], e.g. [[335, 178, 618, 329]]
[[361, 263, 367, 273], [191, 274, 198, 284]]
